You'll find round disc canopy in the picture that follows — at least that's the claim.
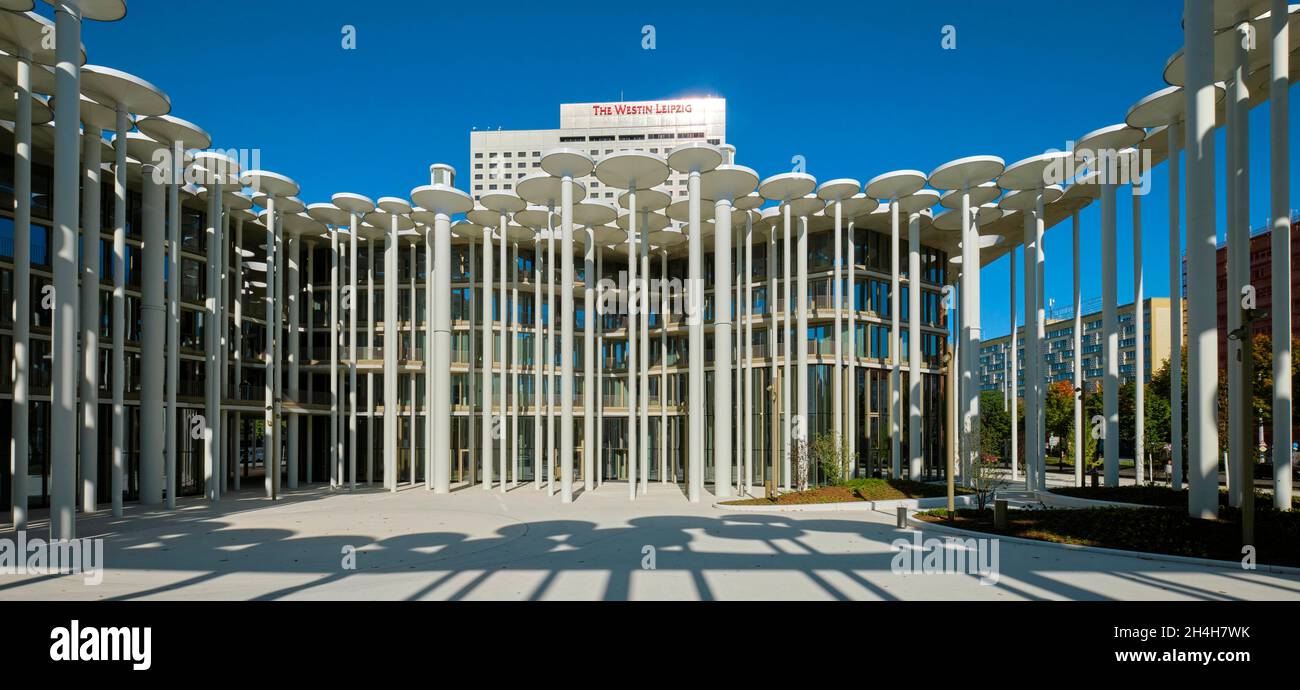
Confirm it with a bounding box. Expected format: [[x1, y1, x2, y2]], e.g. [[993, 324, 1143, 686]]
[[1063, 172, 1103, 205], [465, 207, 500, 228], [618, 188, 671, 213], [80, 65, 170, 117], [825, 192, 879, 220], [998, 185, 1064, 212], [307, 202, 352, 227], [274, 196, 307, 214], [734, 192, 764, 211], [192, 150, 242, 186], [700, 164, 759, 202], [816, 178, 861, 201], [1076, 123, 1144, 156], [365, 210, 414, 231], [665, 198, 715, 223], [0, 86, 51, 124], [541, 147, 594, 179], [377, 196, 412, 215], [940, 181, 1000, 209], [616, 211, 669, 233], [897, 189, 940, 214], [758, 172, 816, 202], [122, 132, 165, 165], [1126, 85, 1184, 128], [786, 194, 824, 217], [595, 151, 669, 190], [137, 114, 211, 149], [332, 192, 375, 214], [478, 191, 525, 215], [244, 170, 300, 199], [50, 94, 115, 131], [927, 156, 1004, 192], [589, 225, 626, 245], [648, 227, 686, 248], [503, 224, 536, 243], [517, 172, 586, 206], [42, 0, 127, 22], [224, 192, 254, 212], [865, 169, 926, 200], [452, 220, 485, 239], [281, 212, 326, 237], [514, 206, 554, 229], [999, 151, 1073, 191], [573, 200, 618, 227], [0, 11, 83, 67], [667, 141, 723, 174], [410, 184, 472, 215], [0, 52, 58, 92]]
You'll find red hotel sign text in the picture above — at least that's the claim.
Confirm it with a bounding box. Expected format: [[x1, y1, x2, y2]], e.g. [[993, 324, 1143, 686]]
[[590, 103, 694, 116]]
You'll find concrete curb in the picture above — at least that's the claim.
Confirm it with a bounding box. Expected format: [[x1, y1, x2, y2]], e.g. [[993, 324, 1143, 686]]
[[714, 494, 979, 513], [904, 512, 1300, 577], [1035, 491, 1151, 510]]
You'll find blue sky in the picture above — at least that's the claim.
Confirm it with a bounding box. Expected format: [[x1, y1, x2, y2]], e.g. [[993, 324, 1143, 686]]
[[49, 0, 1300, 337]]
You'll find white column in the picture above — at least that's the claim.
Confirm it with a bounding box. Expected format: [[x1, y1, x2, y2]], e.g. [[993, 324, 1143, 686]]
[[482, 226, 495, 489], [367, 238, 375, 485], [10, 47, 33, 529], [1271, 0, 1293, 508], [1101, 157, 1120, 487], [782, 204, 792, 490], [79, 125, 101, 514], [50, 0, 82, 540], [847, 221, 856, 476], [384, 214, 399, 491], [409, 243, 417, 486], [639, 213, 649, 495], [714, 197, 734, 497], [511, 241, 520, 488], [560, 181, 575, 503], [204, 174, 223, 502], [546, 219, 555, 494], [424, 225, 433, 490], [1022, 209, 1039, 491], [891, 199, 903, 478], [501, 221, 510, 492], [582, 225, 595, 494], [533, 236, 542, 490], [769, 217, 778, 487], [744, 214, 754, 494], [1033, 191, 1047, 489], [628, 200, 639, 500], [796, 215, 810, 482], [431, 212, 452, 493], [287, 234, 299, 490], [1133, 186, 1145, 485], [833, 203, 843, 452], [264, 200, 278, 499], [1072, 213, 1084, 488], [165, 144, 179, 510], [110, 107, 128, 515], [139, 164, 165, 504], [1185, 0, 1219, 519], [1010, 247, 1020, 482], [1168, 121, 1184, 491], [595, 244, 603, 487], [1225, 33, 1248, 506], [330, 222, 339, 488], [908, 211, 923, 480], [687, 174, 704, 502], [349, 218, 358, 489], [233, 220, 244, 492], [582, 226, 595, 493], [660, 250, 669, 485]]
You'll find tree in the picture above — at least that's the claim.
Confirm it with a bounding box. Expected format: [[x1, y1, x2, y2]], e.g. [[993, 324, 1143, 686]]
[[1044, 380, 1074, 460], [810, 433, 855, 487], [979, 390, 1010, 461]]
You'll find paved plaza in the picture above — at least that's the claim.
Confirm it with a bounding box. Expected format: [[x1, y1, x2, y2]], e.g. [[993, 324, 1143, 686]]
[[2, 483, 1297, 601]]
